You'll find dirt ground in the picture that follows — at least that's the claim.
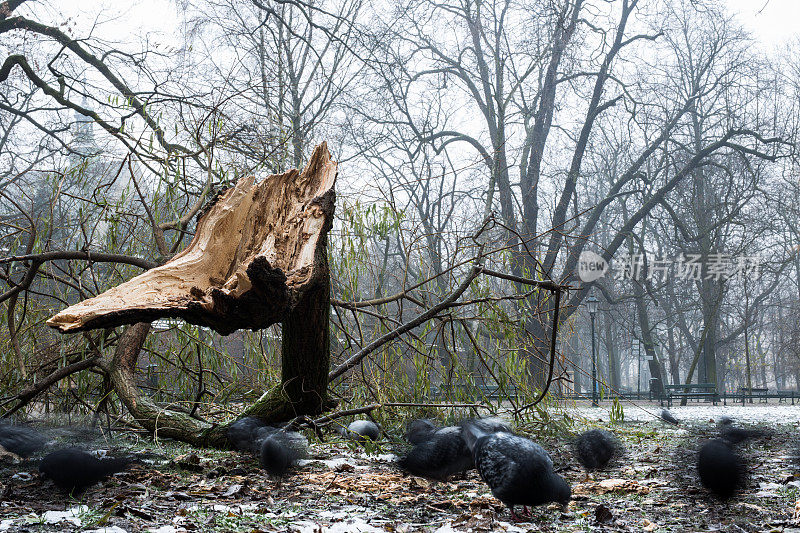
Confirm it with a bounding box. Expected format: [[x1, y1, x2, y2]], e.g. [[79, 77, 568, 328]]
[[1, 412, 799, 532]]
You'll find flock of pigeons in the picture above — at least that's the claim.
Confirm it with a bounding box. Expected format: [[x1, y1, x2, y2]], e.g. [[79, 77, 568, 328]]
[[0, 409, 774, 521], [0, 424, 141, 494], [208, 410, 771, 521]]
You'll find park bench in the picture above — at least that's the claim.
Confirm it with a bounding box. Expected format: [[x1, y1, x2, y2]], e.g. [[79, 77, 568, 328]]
[[733, 389, 796, 405], [661, 383, 718, 407], [431, 383, 519, 401], [776, 390, 797, 405], [737, 387, 768, 404]]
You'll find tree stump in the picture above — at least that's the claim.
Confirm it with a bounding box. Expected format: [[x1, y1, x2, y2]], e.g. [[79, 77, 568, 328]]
[[47, 143, 337, 444]]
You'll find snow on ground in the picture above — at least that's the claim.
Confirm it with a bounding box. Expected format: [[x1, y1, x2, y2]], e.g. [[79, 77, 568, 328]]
[[574, 402, 800, 425]]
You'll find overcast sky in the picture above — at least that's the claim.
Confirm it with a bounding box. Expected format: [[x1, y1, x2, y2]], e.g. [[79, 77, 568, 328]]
[[727, 0, 800, 48], [53, 0, 800, 51]]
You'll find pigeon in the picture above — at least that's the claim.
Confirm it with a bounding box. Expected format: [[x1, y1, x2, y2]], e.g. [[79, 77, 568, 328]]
[[461, 420, 570, 520], [226, 417, 268, 452], [398, 417, 511, 481], [697, 438, 745, 500], [718, 417, 766, 445], [0, 423, 47, 458], [337, 420, 381, 442], [791, 440, 800, 470], [251, 425, 280, 448], [405, 419, 439, 445], [259, 430, 308, 477], [574, 429, 622, 470], [659, 409, 679, 425], [397, 426, 473, 481], [39, 447, 136, 494]]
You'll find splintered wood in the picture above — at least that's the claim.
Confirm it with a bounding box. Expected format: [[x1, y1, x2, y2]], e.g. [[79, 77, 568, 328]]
[[47, 143, 337, 335]]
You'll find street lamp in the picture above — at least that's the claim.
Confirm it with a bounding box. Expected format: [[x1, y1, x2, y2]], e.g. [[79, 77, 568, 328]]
[[586, 293, 599, 407]]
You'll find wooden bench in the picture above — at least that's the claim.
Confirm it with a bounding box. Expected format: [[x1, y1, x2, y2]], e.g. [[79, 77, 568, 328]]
[[738, 387, 768, 404], [661, 383, 718, 407]]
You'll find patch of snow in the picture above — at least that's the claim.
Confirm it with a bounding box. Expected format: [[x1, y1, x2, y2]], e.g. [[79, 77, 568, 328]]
[[317, 506, 369, 521], [328, 520, 385, 533], [0, 519, 16, 531], [754, 482, 785, 497], [84, 527, 128, 533], [318, 509, 355, 520], [11, 472, 33, 481], [496, 521, 527, 532], [368, 453, 398, 462], [298, 457, 364, 469], [210, 504, 234, 513], [147, 527, 186, 533], [436, 521, 525, 533], [293, 518, 385, 532], [40, 506, 88, 526], [186, 503, 257, 514], [575, 404, 800, 425], [753, 490, 782, 498]]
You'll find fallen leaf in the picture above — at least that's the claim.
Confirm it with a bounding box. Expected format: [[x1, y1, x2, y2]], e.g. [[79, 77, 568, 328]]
[[595, 504, 613, 523], [222, 484, 243, 497], [573, 478, 651, 495]]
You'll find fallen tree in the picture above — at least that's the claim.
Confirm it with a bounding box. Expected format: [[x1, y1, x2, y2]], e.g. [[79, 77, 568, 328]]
[[47, 142, 337, 446], [33, 142, 568, 447]]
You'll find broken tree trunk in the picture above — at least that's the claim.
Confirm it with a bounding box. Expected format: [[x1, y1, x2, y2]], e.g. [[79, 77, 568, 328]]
[[48, 143, 337, 446]]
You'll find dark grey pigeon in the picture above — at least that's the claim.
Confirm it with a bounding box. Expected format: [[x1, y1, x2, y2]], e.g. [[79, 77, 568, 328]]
[[697, 438, 745, 500], [397, 426, 473, 481], [39, 448, 135, 494], [0, 423, 47, 458], [251, 425, 280, 450], [461, 421, 570, 520], [718, 417, 766, 445], [405, 419, 439, 445], [259, 430, 308, 477], [398, 417, 511, 481], [659, 409, 679, 425], [574, 429, 622, 470], [226, 417, 267, 452], [792, 440, 800, 471]]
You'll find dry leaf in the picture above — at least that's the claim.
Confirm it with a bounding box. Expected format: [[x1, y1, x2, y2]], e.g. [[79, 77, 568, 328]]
[[595, 504, 613, 523], [573, 478, 651, 495], [643, 518, 658, 531], [223, 484, 243, 497]]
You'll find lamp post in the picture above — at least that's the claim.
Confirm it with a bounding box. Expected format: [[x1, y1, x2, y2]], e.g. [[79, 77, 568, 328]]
[[587, 293, 599, 407]]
